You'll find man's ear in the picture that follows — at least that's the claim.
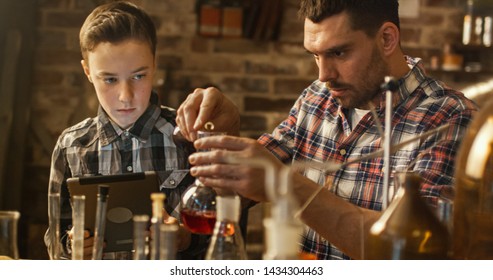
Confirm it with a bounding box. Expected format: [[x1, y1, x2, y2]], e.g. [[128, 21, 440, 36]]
[[81, 59, 93, 83], [379, 22, 400, 56]]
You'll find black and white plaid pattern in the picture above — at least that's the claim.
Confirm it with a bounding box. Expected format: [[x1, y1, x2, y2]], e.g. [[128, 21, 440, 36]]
[[45, 93, 202, 259]]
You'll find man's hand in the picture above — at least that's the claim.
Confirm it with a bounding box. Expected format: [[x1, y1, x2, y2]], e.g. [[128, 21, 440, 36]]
[[176, 87, 240, 141], [189, 135, 284, 202]]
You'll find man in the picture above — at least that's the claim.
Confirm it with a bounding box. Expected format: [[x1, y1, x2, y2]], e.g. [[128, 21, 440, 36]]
[[177, 0, 477, 259], [45, 1, 204, 259]]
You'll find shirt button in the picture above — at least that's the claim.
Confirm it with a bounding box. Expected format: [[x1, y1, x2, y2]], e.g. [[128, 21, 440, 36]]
[[340, 149, 347, 156], [169, 179, 176, 186], [127, 166, 133, 172], [124, 131, 130, 137]]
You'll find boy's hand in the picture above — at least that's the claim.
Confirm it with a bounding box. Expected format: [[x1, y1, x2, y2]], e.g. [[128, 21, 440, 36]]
[[68, 229, 103, 260]]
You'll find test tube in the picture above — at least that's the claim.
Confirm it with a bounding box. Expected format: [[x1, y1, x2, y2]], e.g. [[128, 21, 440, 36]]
[[91, 185, 110, 260], [48, 193, 61, 260], [71, 195, 85, 260], [133, 215, 149, 260], [150, 192, 165, 260], [159, 223, 178, 260]]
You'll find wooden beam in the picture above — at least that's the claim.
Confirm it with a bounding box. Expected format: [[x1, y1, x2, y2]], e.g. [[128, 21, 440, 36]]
[[0, 30, 21, 209]]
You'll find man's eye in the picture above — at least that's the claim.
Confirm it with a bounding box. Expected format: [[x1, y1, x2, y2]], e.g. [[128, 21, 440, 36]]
[[104, 77, 117, 84], [334, 51, 344, 57]]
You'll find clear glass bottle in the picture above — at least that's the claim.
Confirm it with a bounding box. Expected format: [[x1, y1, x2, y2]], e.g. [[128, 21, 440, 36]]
[[71, 195, 85, 260], [205, 195, 247, 260], [463, 0, 474, 45], [366, 172, 450, 259], [150, 192, 165, 260], [453, 98, 493, 259], [0, 211, 20, 259], [48, 193, 61, 260], [180, 122, 224, 235], [159, 223, 178, 260], [132, 215, 149, 260], [180, 179, 217, 235], [92, 185, 109, 260], [263, 166, 303, 260]]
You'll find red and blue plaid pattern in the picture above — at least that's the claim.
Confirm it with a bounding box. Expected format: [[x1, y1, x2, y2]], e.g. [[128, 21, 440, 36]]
[[258, 57, 477, 259]]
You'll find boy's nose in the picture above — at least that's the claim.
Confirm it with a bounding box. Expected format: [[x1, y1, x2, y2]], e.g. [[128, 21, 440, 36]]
[[119, 81, 133, 103]]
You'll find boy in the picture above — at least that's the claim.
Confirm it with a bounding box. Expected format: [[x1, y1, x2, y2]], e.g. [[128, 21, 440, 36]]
[[45, 1, 203, 259]]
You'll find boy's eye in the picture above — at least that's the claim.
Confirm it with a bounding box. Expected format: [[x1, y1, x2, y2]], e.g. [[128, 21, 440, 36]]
[[133, 74, 145, 80], [104, 77, 117, 84]]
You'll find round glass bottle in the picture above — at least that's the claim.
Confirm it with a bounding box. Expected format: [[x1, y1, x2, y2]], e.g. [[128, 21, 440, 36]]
[[180, 122, 224, 235], [366, 172, 450, 259]]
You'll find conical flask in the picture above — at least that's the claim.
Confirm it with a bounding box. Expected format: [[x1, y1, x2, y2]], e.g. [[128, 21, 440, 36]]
[[205, 195, 247, 260], [453, 98, 493, 259], [366, 172, 450, 259]]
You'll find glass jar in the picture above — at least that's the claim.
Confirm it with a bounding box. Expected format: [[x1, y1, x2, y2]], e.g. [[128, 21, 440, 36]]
[[0, 211, 20, 259]]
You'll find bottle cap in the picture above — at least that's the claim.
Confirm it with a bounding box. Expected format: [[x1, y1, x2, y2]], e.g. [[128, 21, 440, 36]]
[[97, 185, 110, 201]]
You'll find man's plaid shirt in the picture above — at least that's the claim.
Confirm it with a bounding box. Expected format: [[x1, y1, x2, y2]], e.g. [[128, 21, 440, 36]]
[[258, 57, 477, 259]]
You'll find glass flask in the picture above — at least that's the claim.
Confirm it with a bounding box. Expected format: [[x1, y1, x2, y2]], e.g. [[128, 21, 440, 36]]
[[366, 172, 450, 259], [205, 195, 247, 260], [453, 97, 493, 259], [0, 211, 20, 260], [180, 179, 217, 235], [180, 122, 225, 235]]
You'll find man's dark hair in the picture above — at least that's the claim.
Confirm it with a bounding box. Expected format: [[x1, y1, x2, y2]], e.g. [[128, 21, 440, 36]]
[[298, 0, 400, 37]]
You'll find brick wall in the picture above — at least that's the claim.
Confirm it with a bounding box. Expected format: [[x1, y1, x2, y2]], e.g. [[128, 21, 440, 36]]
[[25, 0, 472, 259]]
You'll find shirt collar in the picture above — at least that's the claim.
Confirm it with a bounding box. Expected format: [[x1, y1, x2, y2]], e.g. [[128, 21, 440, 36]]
[[378, 56, 425, 110], [97, 92, 161, 146]]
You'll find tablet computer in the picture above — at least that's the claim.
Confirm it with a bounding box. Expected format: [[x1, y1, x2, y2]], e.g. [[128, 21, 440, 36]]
[[67, 171, 159, 253]]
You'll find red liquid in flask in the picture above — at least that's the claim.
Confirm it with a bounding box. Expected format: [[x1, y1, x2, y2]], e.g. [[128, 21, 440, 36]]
[[180, 209, 216, 235]]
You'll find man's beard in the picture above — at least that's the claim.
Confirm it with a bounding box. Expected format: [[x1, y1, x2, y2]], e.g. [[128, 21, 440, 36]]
[[329, 47, 389, 109]]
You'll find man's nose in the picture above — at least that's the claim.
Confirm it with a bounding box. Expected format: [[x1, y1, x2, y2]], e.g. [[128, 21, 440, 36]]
[[317, 57, 338, 82]]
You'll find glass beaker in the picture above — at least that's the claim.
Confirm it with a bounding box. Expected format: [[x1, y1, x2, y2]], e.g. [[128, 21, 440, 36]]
[[180, 122, 225, 235], [0, 211, 20, 260]]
